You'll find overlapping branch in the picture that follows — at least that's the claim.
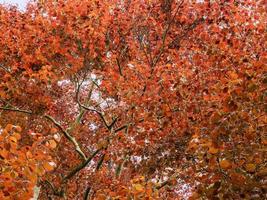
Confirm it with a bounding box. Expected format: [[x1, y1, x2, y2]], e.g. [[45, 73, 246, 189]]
[[63, 147, 102, 181], [44, 115, 87, 161]]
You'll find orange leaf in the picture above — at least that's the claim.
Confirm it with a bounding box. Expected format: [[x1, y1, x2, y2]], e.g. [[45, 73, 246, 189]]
[[96, 194, 106, 200], [5, 124, 13, 132], [208, 147, 219, 154], [133, 184, 144, 193], [227, 71, 238, 80], [261, 139, 267, 145], [15, 126, 22, 133], [0, 149, 9, 159], [219, 159, 232, 170], [43, 162, 54, 172], [26, 151, 33, 159], [12, 132, 21, 140], [9, 136, 17, 143], [50, 128, 58, 134], [230, 172, 246, 185]]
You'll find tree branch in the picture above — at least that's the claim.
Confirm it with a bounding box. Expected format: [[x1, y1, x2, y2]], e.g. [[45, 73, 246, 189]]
[[116, 58, 123, 76], [0, 105, 87, 161], [83, 187, 91, 200], [0, 106, 33, 114], [63, 148, 102, 181], [43, 180, 64, 197], [75, 78, 112, 130], [151, 0, 185, 70], [44, 115, 87, 161], [155, 171, 180, 190]]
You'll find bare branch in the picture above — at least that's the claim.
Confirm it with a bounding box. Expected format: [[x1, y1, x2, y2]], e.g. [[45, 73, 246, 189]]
[[44, 115, 87, 161], [0, 106, 33, 114], [63, 148, 102, 181], [76, 84, 111, 130], [114, 124, 128, 133], [83, 187, 91, 200], [95, 153, 105, 171], [47, 180, 64, 197], [116, 58, 123, 76], [155, 171, 180, 190]]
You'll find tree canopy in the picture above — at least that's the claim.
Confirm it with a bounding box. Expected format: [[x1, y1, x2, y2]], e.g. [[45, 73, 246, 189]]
[[0, 0, 266, 199]]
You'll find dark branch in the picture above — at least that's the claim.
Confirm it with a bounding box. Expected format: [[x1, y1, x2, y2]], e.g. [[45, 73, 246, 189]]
[[83, 187, 91, 200], [96, 154, 105, 171], [152, 0, 185, 69], [116, 58, 123, 76], [63, 148, 102, 181]]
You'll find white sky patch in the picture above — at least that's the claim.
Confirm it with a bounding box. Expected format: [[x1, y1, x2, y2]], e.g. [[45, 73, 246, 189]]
[[29, 131, 37, 136], [90, 73, 101, 85], [0, 0, 29, 11], [53, 134, 61, 142], [127, 63, 135, 69], [130, 155, 142, 165], [48, 161, 56, 167], [89, 123, 98, 131], [106, 51, 112, 58], [57, 79, 71, 87]]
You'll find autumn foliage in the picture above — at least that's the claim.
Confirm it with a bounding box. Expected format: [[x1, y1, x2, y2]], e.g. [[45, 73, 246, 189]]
[[0, 0, 266, 199]]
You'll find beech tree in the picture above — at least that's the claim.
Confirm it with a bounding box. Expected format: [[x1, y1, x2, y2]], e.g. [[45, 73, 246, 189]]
[[0, 0, 266, 199]]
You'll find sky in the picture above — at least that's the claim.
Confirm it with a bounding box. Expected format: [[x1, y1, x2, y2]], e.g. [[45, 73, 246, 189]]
[[0, 0, 29, 10]]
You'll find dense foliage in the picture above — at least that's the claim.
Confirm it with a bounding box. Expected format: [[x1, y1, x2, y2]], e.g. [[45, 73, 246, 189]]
[[0, 0, 266, 199]]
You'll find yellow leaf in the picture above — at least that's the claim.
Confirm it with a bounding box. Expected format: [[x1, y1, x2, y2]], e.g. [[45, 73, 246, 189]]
[[133, 184, 144, 192], [10, 171, 18, 178], [245, 163, 256, 173], [36, 165, 45, 176], [48, 139, 57, 149]]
